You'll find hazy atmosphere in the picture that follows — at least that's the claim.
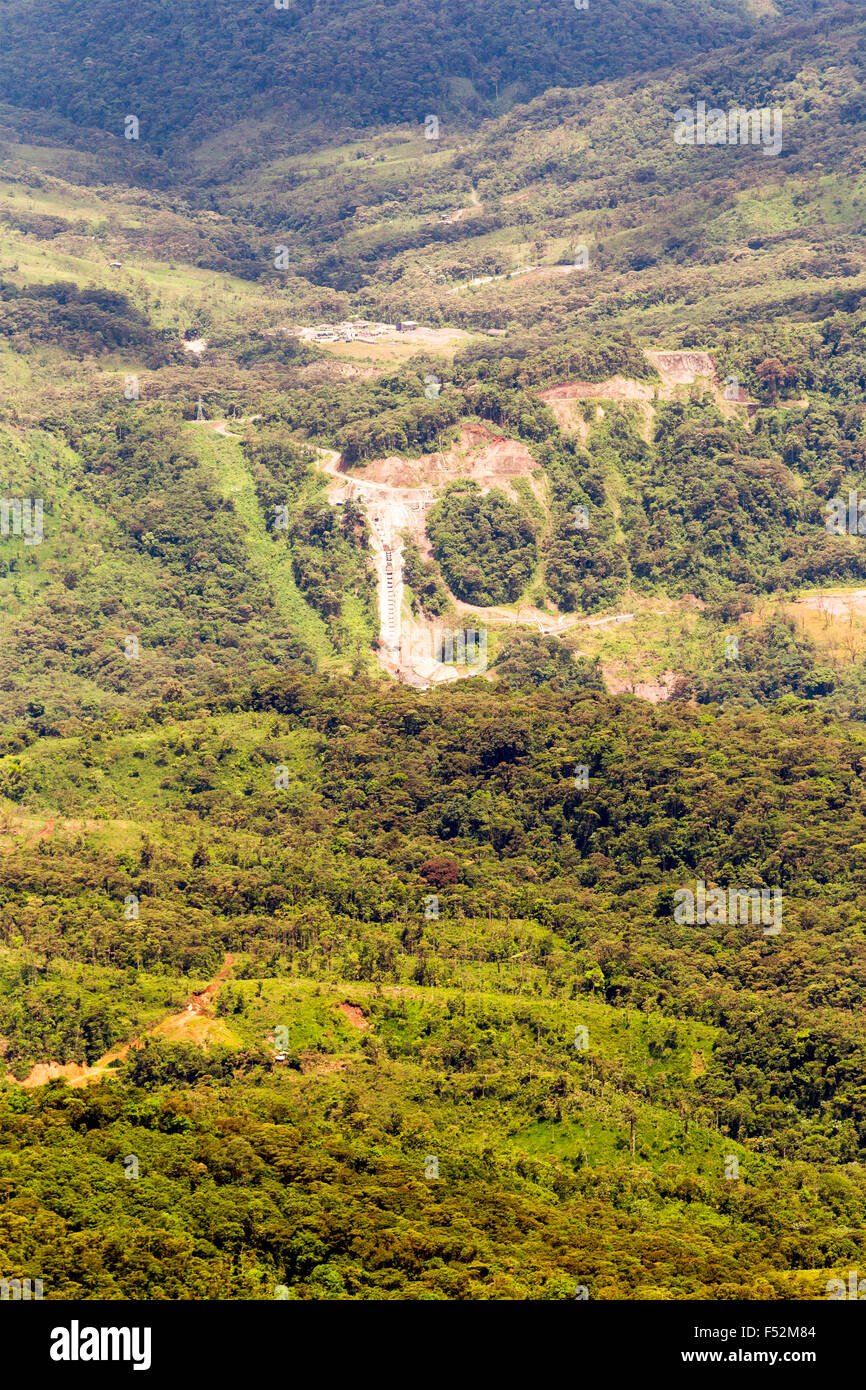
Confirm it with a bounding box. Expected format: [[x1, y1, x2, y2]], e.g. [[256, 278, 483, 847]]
[[0, 0, 864, 1362]]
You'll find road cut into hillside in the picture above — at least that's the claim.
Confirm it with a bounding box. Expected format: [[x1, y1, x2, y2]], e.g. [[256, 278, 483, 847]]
[[4, 954, 237, 1089], [316, 433, 638, 689]]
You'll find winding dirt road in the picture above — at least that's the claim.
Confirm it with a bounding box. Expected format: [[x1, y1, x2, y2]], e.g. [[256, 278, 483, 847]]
[[315, 444, 640, 688], [6, 954, 236, 1089]]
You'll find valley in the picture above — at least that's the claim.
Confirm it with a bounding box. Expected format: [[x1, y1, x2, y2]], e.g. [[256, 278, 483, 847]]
[[0, 0, 865, 1313]]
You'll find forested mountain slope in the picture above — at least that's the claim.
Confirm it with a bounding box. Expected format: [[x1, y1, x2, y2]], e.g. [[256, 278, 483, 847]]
[[2, 674, 866, 1298], [1, 0, 866, 1306], [0, 0, 824, 157]]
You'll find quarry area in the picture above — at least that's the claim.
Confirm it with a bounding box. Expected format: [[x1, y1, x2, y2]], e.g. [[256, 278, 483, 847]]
[[317, 425, 552, 687], [538, 350, 755, 440], [318, 350, 768, 692], [317, 424, 631, 689]]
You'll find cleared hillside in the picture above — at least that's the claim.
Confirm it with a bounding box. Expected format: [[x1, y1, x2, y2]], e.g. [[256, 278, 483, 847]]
[[1, 0, 866, 1308]]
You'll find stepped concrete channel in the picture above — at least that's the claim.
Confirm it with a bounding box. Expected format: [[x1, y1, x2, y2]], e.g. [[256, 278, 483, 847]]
[[316, 449, 461, 688], [315, 445, 641, 689]]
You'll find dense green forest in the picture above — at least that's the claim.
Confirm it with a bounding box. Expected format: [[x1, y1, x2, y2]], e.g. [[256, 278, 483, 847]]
[[2, 674, 866, 1297], [0, 0, 791, 155], [427, 483, 538, 605]]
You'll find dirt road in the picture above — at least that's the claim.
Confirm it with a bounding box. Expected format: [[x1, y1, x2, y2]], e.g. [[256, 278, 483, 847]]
[[7, 953, 236, 1089], [315, 442, 640, 688]]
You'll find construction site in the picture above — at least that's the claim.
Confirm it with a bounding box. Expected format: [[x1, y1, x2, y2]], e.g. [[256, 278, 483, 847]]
[[292, 318, 475, 358], [318, 424, 562, 688], [315, 349, 772, 692]]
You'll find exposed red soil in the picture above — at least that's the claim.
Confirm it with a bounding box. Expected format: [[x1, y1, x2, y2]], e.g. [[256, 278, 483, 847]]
[[338, 1002, 370, 1031], [602, 666, 681, 703], [347, 423, 538, 493], [539, 376, 656, 404], [8, 953, 236, 1088], [189, 953, 235, 1015]]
